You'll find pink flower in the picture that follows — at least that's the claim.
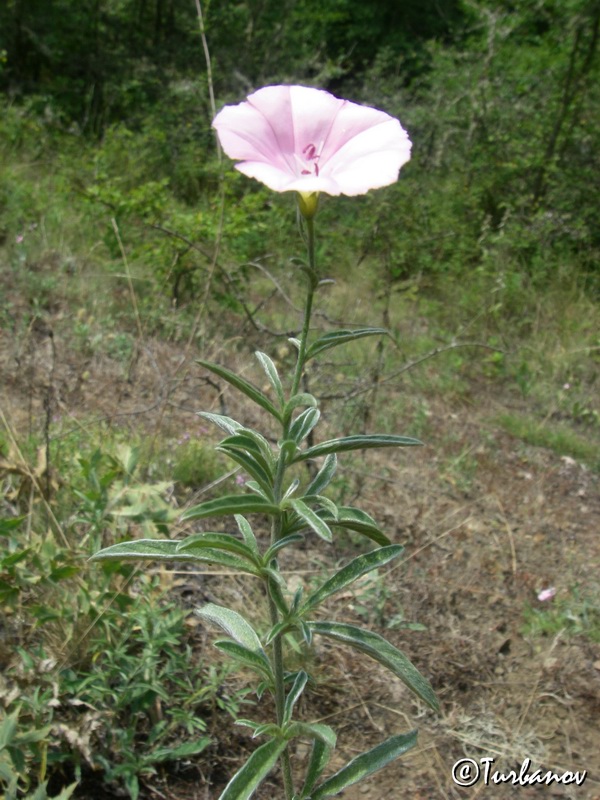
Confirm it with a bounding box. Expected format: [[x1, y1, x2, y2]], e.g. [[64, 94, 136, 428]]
[[212, 85, 411, 198], [15, 234, 24, 244], [537, 587, 557, 602]]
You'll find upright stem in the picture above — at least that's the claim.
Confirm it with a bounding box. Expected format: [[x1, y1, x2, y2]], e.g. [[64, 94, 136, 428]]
[[268, 589, 294, 798], [291, 217, 317, 397], [268, 213, 319, 800]]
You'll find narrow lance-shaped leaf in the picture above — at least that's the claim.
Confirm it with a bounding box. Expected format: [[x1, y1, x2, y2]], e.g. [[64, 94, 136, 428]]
[[198, 412, 244, 436], [288, 499, 332, 542], [197, 603, 263, 653], [181, 495, 280, 522], [197, 359, 283, 422], [293, 434, 422, 463], [176, 533, 260, 565], [288, 407, 320, 444], [173, 547, 262, 573], [301, 545, 403, 614], [299, 739, 332, 799], [255, 351, 285, 407], [283, 670, 308, 725], [309, 731, 418, 800], [91, 539, 193, 563], [217, 445, 274, 498], [283, 393, 318, 423], [90, 540, 260, 573], [219, 738, 288, 800], [325, 506, 390, 547], [286, 506, 390, 547], [305, 327, 389, 361], [214, 640, 274, 682], [307, 622, 439, 711], [235, 515, 259, 556], [305, 453, 337, 496], [301, 494, 338, 519], [285, 722, 336, 749]]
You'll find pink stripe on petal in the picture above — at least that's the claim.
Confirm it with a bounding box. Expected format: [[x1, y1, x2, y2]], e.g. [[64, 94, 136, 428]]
[[213, 85, 411, 197]]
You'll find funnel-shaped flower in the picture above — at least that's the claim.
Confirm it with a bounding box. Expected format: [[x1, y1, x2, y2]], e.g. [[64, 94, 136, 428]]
[[213, 85, 411, 197]]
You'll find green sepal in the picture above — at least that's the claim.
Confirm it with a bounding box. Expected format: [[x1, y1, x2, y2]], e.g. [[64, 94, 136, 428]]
[[307, 621, 438, 711], [181, 495, 280, 521], [255, 351, 285, 407], [299, 739, 332, 799], [285, 722, 336, 749], [293, 434, 422, 463], [289, 407, 320, 444], [197, 603, 263, 653], [196, 359, 283, 422], [218, 737, 288, 800], [300, 545, 403, 614], [304, 328, 389, 361], [309, 731, 418, 799], [305, 453, 337, 496], [283, 670, 308, 725], [214, 640, 274, 681], [288, 499, 333, 542]]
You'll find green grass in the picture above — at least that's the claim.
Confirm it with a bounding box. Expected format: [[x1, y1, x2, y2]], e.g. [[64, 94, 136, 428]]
[[522, 588, 600, 643], [494, 412, 600, 470]]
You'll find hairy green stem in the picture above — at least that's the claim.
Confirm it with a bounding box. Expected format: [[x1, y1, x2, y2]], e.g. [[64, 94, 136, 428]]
[[291, 217, 317, 398], [267, 214, 319, 800], [267, 587, 294, 798]]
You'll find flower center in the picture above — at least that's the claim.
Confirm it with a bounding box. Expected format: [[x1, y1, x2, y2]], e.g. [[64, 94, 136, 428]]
[[300, 143, 320, 177]]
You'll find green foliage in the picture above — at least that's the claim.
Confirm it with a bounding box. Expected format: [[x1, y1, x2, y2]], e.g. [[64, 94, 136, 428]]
[[522, 587, 600, 643], [0, 709, 77, 799], [172, 439, 225, 488], [495, 412, 600, 470]]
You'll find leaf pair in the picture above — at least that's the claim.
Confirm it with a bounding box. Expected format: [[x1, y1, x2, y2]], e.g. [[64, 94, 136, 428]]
[[218, 728, 418, 800]]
